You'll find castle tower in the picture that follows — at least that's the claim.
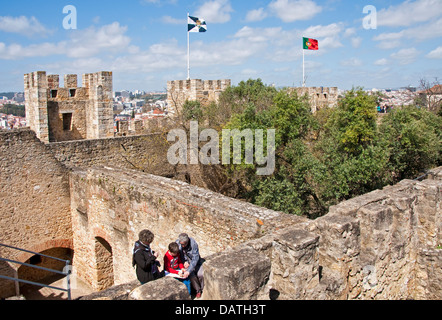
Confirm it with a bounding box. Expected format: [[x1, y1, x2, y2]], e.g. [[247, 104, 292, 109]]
[[24, 72, 50, 143], [82, 72, 114, 140], [24, 71, 114, 143], [289, 86, 339, 113], [167, 79, 231, 116]]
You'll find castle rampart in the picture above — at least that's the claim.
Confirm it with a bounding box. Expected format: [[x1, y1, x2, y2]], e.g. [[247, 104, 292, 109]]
[[0, 128, 440, 300], [290, 86, 339, 113], [0, 129, 73, 297], [167, 79, 231, 115]]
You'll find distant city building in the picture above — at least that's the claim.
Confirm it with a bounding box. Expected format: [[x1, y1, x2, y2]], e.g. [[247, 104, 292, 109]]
[[13, 92, 25, 103], [418, 84, 442, 112], [120, 90, 131, 99]]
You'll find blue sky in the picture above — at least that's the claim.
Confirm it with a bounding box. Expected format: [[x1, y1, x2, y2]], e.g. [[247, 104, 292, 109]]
[[0, 0, 441, 92]]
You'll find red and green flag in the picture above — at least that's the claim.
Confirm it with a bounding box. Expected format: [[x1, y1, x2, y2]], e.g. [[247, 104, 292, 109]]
[[303, 37, 318, 50]]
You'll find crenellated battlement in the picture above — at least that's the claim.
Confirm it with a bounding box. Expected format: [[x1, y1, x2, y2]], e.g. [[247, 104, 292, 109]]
[[24, 71, 114, 143], [167, 79, 231, 91], [289, 86, 339, 113], [167, 79, 231, 115]]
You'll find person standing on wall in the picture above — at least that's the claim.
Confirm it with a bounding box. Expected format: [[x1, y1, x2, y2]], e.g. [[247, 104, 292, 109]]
[[133, 229, 162, 285], [176, 233, 204, 299]]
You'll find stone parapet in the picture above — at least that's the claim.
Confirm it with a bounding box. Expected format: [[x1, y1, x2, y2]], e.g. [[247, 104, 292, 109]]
[[203, 247, 271, 300], [167, 79, 231, 115]]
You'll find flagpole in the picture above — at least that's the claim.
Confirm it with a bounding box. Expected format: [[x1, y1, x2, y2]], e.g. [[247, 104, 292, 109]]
[[187, 13, 190, 80], [302, 48, 305, 87]]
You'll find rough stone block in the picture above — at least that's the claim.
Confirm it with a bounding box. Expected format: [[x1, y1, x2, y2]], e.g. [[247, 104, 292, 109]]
[[80, 280, 140, 300], [203, 247, 271, 300], [271, 228, 320, 299], [128, 277, 191, 300]]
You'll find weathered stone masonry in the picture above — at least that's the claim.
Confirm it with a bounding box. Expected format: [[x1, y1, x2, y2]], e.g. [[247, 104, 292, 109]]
[[0, 128, 440, 300], [68, 166, 303, 291], [24, 71, 114, 143], [167, 79, 231, 115], [76, 166, 441, 300], [0, 129, 73, 297]]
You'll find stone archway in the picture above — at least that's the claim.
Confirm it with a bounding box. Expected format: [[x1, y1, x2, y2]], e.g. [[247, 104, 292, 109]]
[[94, 237, 114, 291]]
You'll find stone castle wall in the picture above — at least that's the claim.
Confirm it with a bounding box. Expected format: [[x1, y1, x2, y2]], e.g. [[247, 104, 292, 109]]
[[0, 128, 440, 300], [0, 129, 73, 298], [234, 172, 441, 300], [68, 166, 304, 290], [47, 133, 174, 178], [290, 87, 339, 113], [167, 79, 231, 115], [79, 168, 441, 301]]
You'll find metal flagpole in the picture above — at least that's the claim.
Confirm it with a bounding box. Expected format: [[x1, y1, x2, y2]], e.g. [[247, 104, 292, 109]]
[[187, 13, 190, 80], [303, 48, 305, 87]]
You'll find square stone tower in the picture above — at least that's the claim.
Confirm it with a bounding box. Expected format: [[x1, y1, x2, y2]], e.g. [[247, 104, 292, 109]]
[[167, 79, 231, 116], [24, 71, 114, 143], [289, 87, 339, 113]]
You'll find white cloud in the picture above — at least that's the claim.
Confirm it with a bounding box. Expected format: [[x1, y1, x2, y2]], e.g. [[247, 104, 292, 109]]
[[268, 0, 322, 23], [0, 22, 131, 60], [234, 26, 284, 44], [303, 23, 342, 38], [241, 69, 259, 76], [340, 58, 363, 67], [343, 28, 356, 38], [245, 8, 268, 22], [373, 32, 404, 42], [427, 46, 442, 59], [111, 39, 185, 73], [390, 48, 421, 65], [373, 18, 442, 49], [377, 40, 402, 50], [67, 22, 131, 58], [351, 37, 362, 48], [0, 16, 51, 37], [196, 0, 233, 24], [162, 16, 185, 24], [405, 18, 442, 40], [374, 58, 389, 66], [377, 0, 442, 27], [231, 23, 344, 63], [303, 23, 344, 50], [0, 42, 65, 60]]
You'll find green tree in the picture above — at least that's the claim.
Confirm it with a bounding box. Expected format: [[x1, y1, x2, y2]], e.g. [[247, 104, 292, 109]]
[[314, 88, 390, 208], [207, 84, 440, 219], [182, 100, 204, 122], [222, 90, 323, 216], [379, 105, 441, 181], [0, 104, 26, 117], [207, 79, 277, 130], [324, 87, 378, 154]]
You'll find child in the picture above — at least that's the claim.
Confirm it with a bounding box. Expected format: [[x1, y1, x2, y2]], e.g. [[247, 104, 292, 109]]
[[164, 242, 191, 295]]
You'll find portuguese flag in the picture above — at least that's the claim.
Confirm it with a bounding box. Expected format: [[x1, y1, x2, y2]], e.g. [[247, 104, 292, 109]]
[[303, 37, 319, 50]]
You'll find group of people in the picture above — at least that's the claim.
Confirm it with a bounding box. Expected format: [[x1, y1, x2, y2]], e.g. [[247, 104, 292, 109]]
[[132, 230, 204, 299], [377, 105, 392, 113]]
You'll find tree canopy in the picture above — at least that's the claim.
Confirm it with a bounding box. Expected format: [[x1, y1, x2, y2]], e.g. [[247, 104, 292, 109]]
[[180, 80, 442, 218]]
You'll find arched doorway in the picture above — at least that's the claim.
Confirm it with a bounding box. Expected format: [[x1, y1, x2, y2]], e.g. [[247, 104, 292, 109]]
[[94, 237, 114, 291]]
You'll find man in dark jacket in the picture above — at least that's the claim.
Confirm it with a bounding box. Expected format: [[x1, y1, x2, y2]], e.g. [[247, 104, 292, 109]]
[[133, 229, 160, 284]]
